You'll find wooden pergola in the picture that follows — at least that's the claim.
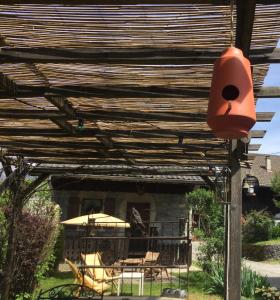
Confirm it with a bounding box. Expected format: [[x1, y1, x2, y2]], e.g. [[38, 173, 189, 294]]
[[0, 1, 279, 299]]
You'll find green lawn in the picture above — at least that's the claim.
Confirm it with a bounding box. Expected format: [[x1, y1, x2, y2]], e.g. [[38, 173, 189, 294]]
[[254, 239, 280, 246], [260, 259, 280, 264], [36, 271, 223, 299]]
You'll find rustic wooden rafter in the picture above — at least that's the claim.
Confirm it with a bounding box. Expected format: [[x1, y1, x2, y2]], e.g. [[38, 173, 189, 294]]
[[0, 109, 273, 122], [0, 128, 266, 139], [0, 0, 277, 4], [0, 48, 278, 64], [0, 86, 278, 99]]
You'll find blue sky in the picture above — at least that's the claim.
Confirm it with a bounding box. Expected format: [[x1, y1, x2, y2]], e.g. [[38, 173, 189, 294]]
[[251, 40, 280, 155]]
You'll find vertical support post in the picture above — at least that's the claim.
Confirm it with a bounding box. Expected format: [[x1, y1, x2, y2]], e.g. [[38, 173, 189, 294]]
[[227, 139, 242, 300]]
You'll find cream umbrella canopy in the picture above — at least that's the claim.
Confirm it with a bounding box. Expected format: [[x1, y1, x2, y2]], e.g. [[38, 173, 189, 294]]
[[61, 213, 130, 228]]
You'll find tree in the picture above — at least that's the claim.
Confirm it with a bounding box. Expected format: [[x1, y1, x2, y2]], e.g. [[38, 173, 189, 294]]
[[187, 188, 223, 235], [186, 188, 225, 273]]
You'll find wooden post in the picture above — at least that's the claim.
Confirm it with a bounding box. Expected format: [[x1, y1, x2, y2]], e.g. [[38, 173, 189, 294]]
[[227, 139, 242, 300]]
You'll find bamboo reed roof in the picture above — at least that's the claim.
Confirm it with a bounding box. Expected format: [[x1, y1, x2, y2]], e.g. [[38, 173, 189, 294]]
[[0, 1, 279, 177]]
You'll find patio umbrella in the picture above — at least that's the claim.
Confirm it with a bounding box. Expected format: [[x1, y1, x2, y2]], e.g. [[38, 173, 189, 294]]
[[61, 213, 130, 228]]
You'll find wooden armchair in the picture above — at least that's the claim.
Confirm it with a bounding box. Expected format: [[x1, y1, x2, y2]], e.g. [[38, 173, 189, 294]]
[[81, 252, 121, 289], [65, 258, 111, 294], [142, 251, 169, 280]]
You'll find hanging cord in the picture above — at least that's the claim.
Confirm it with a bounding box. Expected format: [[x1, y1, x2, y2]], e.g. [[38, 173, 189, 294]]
[[230, 0, 234, 46]]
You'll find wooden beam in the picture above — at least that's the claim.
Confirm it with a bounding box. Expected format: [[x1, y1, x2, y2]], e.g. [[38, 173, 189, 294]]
[[25, 158, 229, 167], [0, 0, 276, 4], [255, 112, 275, 122], [21, 156, 229, 166], [0, 140, 226, 152], [249, 130, 266, 139], [0, 128, 266, 139], [0, 128, 265, 139], [0, 109, 273, 123], [257, 87, 280, 98], [6, 148, 228, 160], [46, 95, 76, 118], [50, 118, 76, 135], [0, 86, 277, 99], [226, 0, 257, 298], [0, 139, 259, 152], [227, 140, 243, 300], [31, 165, 211, 176], [235, 0, 256, 57], [248, 144, 260, 151], [0, 48, 278, 65]]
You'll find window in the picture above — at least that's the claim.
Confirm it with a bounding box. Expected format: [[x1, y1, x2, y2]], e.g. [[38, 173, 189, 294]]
[[81, 199, 103, 215]]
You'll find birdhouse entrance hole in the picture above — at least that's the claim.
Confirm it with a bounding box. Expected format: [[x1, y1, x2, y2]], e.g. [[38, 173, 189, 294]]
[[222, 85, 239, 100]]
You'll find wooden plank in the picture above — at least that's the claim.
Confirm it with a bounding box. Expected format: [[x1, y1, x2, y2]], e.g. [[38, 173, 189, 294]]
[[256, 112, 275, 122], [250, 130, 266, 139], [257, 87, 280, 98], [248, 144, 261, 151], [0, 48, 278, 64]]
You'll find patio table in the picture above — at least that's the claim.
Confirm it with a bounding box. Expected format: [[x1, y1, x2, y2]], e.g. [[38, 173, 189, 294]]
[[119, 258, 144, 266]]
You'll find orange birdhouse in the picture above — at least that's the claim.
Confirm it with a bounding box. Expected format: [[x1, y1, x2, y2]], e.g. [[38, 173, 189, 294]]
[[207, 47, 256, 139]]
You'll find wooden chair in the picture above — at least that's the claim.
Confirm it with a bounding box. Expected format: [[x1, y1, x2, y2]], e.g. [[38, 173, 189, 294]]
[[65, 258, 111, 294], [81, 253, 121, 289], [142, 251, 169, 280]]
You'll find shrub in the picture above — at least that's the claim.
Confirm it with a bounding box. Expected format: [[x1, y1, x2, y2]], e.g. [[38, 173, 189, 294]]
[[197, 227, 224, 273], [0, 194, 8, 269], [272, 224, 280, 240], [255, 286, 280, 299], [192, 228, 205, 240], [4, 203, 60, 297], [243, 210, 274, 243], [206, 264, 270, 298], [7, 210, 51, 295]]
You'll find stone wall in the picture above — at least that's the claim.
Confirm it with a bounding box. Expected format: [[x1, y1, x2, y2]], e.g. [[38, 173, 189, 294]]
[[243, 243, 280, 260], [53, 189, 187, 223]]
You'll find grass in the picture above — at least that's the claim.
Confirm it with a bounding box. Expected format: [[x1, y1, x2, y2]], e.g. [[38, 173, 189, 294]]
[[254, 239, 280, 246], [260, 259, 280, 264], [37, 271, 223, 299]]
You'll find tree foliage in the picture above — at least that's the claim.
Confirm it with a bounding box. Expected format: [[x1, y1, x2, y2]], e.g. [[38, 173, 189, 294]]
[[271, 172, 280, 195], [243, 210, 274, 243], [187, 188, 223, 235], [187, 188, 225, 273]]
